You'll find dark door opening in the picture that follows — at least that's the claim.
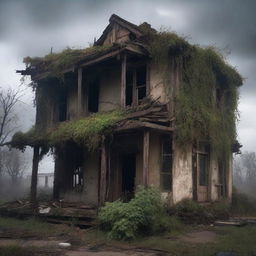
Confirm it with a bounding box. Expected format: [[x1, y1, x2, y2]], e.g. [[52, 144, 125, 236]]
[[121, 154, 136, 199]]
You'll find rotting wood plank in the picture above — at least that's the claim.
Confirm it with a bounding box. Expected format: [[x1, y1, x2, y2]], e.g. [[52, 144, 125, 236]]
[[121, 54, 127, 107], [77, 68, 83, 116], [116, 120, 174, 133], [143, 130, 150, 187]]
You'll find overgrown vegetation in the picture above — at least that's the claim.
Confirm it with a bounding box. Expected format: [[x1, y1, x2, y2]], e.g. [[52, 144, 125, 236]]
[[140, 26, 243, 159], [23, 45, 111, 79], [98, 187, 173, 240], [171, 199, 230, 224], [11, 110, 126, 151], [231, 187, 256, 216]]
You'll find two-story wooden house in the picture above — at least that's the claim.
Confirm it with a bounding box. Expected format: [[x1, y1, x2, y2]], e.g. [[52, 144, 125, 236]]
[[14, 14, 242, 206]]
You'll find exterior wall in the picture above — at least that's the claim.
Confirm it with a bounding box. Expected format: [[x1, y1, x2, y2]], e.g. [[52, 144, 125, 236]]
[[149, 63, 168, 103], [67, 84, 78, 120], [172, 143, 193, 204], [98, 66, 121, 111], [103, 24, 131, 46], [82, 151, 99, 205], [148, 132, 161, 188], [38, 174, 54, 188]]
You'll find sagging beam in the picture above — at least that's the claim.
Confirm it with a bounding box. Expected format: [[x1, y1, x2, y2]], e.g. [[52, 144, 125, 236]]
[[143, 130, 150, 187], [121, 54, 127, 107], [77, 68, 83, 116], [30, 146, 40, 206]]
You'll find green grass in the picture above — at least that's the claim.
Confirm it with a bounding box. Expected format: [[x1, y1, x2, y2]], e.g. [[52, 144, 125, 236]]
[[0, 217, 67, 237], [0, 246, 34, 256]]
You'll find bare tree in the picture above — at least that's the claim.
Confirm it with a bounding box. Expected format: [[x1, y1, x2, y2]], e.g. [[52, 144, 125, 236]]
[[2, 149, 27, 185], [0, 88, 21, 175]]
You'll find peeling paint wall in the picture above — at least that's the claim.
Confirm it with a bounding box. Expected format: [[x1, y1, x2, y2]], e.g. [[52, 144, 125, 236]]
[[148, 132, 161, 188], [172, 143, 193, 204], [83, 151, 99, 206], [99, 66, 121, 111], [67, 83, 78, 120]]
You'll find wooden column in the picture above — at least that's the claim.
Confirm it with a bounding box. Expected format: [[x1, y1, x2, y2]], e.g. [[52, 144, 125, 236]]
[[30, 146, 40, 206], [77, 68, 83, 116], [143, 130, 150, 187], [99, 140, 107, 205], [121, 54, 127, 107], [53, 148, 62, 200]]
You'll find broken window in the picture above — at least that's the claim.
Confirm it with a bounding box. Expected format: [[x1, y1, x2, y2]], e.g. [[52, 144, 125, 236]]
[[125, 65, 147, 106], [136, 66, 147, 102], [160, 135, 173, 191], [125, 70, 133, 106], [88, 79, 99, 112]]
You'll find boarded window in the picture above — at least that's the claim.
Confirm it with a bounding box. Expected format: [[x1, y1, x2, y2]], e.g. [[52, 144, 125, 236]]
[[160, 135, 173, 191]]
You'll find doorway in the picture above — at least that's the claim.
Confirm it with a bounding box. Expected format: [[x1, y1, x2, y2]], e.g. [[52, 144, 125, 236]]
[[121, 153, 136, 199]]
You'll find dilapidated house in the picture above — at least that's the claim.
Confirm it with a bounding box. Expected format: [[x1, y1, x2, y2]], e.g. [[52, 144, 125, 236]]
[[13, 14, 242, 206]]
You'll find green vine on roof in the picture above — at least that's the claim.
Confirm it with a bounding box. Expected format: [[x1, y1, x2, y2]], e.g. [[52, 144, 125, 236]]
[[11, 110, 126, 151], [141, 27, 243, 159], [23, 45, 111, 79]]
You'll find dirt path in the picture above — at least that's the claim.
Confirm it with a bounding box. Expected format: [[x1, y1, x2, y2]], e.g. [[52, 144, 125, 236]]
[[179, 230, 217, 244]]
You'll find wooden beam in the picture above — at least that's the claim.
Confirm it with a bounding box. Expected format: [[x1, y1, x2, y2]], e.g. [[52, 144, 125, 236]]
[[99, 140, 107, 205], [77, 68, 83, 117], [143, 130, 150, 187], [30, 146, 40, 206], [116, 120, 174, 133], [121, 54, 127, 107]]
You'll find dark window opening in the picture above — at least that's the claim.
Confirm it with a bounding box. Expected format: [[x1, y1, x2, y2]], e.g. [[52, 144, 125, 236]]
[[73, 167, 83, 190], [122, 153, 136, 200], [160, 135, 173, 191], [126, 70, 133, 106], [88, 79, 99, 112], [136, 66, 146, 101], [199, 154, 208, 186], [59, 90, 67, 122]]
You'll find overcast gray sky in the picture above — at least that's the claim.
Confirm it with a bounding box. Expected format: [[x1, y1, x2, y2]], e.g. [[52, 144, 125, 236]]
[[0, 0, 255, 159]]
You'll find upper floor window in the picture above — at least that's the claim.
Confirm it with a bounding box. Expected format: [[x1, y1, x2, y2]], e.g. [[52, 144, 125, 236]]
[[125, 65, 147, 106]]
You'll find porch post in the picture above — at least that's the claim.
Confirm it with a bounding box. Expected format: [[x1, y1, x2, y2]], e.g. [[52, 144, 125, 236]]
[[143, 130, 150, 187], [121, 54, 127, 107], [99, 139, 107, 205], [30, 145, 40, 206], [77, 67, 83, 116]]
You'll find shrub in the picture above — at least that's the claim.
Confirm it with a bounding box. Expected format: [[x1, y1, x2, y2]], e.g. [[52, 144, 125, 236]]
[[98, 187, 170, 240]]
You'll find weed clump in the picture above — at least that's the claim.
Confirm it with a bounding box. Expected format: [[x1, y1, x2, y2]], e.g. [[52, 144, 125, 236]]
[[98, 187, 172, 240]]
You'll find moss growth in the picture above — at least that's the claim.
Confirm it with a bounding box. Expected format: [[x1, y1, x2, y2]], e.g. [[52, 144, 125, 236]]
[[24, 45, 111, 79], [140, 28, 242, 159], [11, 110, 126, 151]]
